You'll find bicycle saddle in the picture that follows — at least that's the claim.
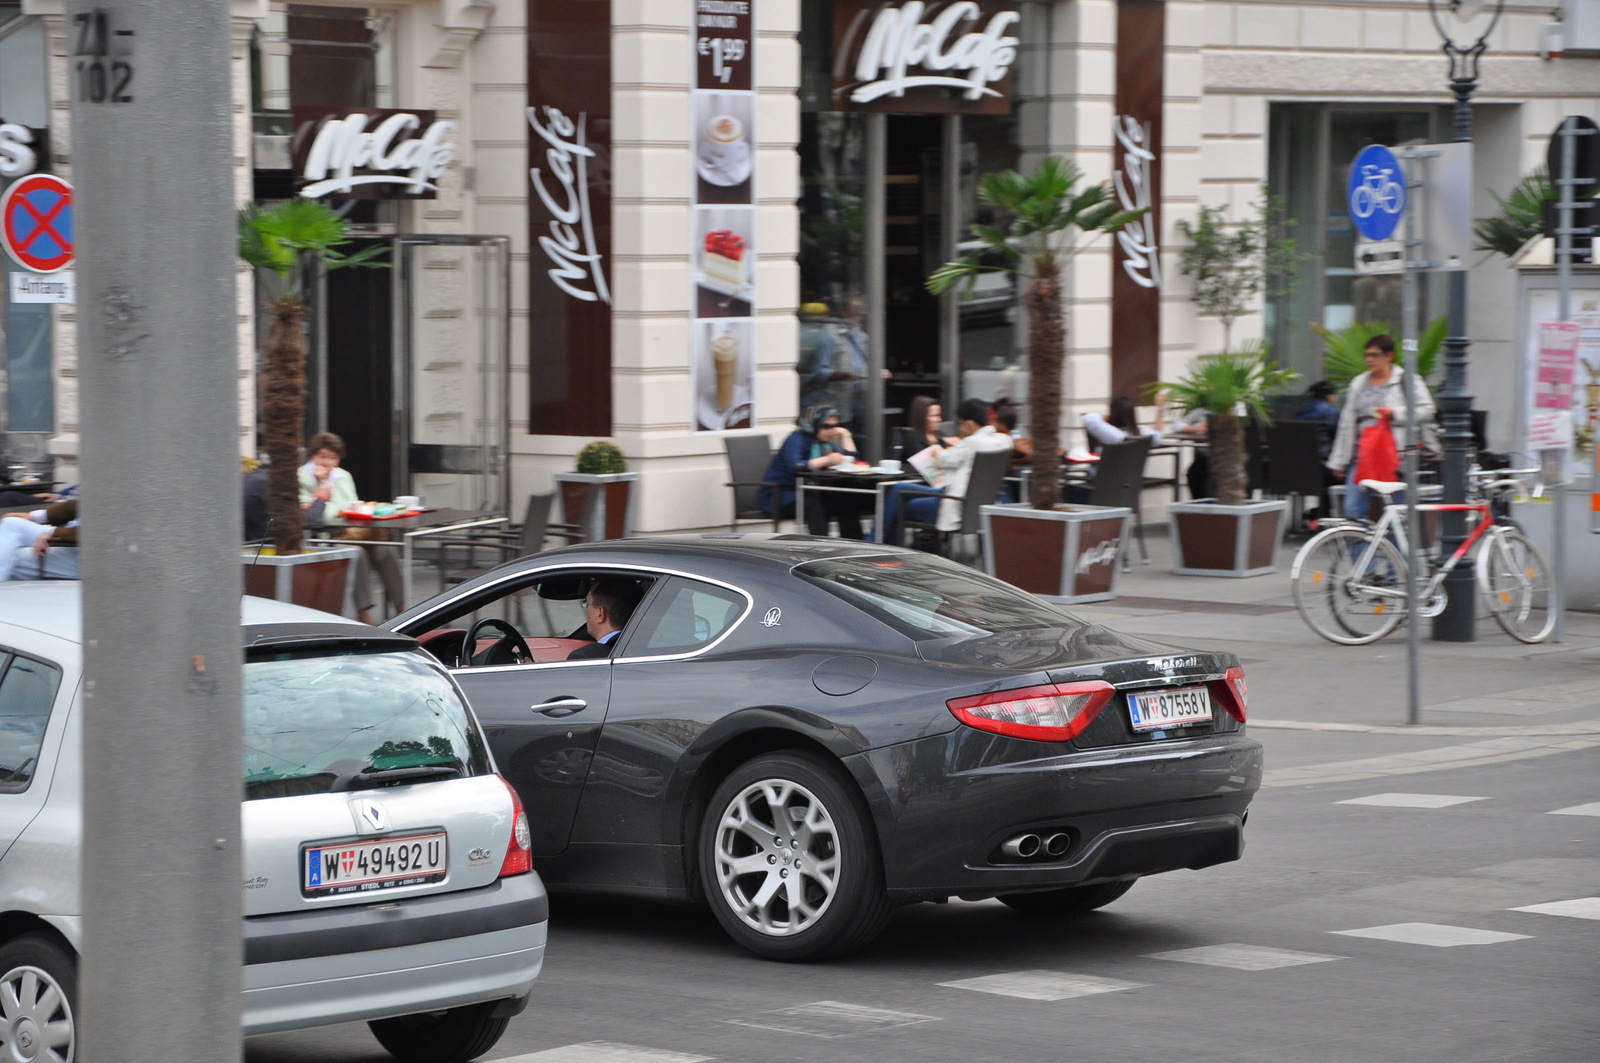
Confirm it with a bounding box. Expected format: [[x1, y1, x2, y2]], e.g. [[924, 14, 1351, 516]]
[[1357, 479, 1406, 496]]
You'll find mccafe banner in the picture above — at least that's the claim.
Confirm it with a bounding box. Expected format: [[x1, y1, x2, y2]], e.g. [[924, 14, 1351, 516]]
[[831, 0, 1020, 114], [0, 121, 42, 179], [291, 108, 453, 200], [526, 0, 612, 437], [1110, 0, 1163, 401]]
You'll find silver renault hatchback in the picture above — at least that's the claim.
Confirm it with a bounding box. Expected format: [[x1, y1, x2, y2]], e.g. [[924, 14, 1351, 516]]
[[0, 584, 547, 1063]]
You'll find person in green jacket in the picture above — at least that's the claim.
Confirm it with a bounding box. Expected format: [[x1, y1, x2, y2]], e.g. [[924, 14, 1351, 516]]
[[298, 433, 403, 624]]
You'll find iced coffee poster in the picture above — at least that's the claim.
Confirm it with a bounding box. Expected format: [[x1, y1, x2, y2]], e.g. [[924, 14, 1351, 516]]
[[694, 208, 754, 318], [694, 319, 754, 432], [694, 93, 753, 205]]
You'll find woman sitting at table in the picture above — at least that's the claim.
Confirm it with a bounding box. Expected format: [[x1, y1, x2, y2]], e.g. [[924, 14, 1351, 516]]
[[1082, 396, 1167, 452], [298, 432, 405, 623], [889, 395, 946, 462], [759, 406, 871, 539], [880, 398, 1012, 546]]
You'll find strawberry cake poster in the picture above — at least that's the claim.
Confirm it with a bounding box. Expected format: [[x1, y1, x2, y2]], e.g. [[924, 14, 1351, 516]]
[[690, 0, 756, 432]]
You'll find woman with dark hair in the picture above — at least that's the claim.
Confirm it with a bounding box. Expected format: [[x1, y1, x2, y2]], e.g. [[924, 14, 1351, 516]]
[[890, 395, 944, 461], [1082, 396, 1165, 451], [1328, 333, 1436, 519], [759, 405, 871, 538]]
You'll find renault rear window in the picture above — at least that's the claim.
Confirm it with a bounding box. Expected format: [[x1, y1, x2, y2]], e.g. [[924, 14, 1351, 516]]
[[794, 555, 1077, 639], [243, 647, 490, 801]]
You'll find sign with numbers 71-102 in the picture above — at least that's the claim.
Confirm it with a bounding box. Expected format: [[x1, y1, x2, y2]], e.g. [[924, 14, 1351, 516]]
[[72, 9, 135, 105]]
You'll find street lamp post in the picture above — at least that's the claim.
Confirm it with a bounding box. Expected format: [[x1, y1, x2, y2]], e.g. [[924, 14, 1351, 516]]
[[1427, 0, 1505, 641]]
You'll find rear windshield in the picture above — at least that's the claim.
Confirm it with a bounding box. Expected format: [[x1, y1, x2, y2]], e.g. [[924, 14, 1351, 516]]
[[243, 647, 491, 801], [794, 555, 1076, 639]]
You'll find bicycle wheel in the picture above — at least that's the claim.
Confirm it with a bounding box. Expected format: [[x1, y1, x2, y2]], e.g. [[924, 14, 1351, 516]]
[[1292, 527, 1407, 645], [1477, 527, 1554, 643]]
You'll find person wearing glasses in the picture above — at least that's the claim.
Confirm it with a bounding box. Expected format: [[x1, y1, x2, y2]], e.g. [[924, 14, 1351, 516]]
[[567, 579, 643, 661], [1327, 333, 1436, 520]]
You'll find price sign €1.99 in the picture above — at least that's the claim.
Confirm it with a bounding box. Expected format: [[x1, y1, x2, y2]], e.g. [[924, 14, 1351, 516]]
[[695, 0, 753, 91]]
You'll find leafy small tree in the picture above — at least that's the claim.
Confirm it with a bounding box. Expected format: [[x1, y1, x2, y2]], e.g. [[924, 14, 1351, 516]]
[[927, 157, 1144, 510], [239, 200, 388, 554], [1154, 344, 1299, 506], [1313, 316, 1447, 392], [1176, 193, 1310, 352]]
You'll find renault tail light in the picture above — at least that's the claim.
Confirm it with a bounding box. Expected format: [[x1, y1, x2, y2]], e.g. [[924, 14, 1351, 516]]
[[1209, 666, 1248, 723], [947, 681, 1116, 742], [497, 775, 533, 877]]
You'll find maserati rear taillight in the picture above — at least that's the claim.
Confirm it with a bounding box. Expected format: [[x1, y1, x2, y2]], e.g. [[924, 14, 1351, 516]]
[[1209, 666, 1248, 722], [497, 776, 532, 877], [947, 681, 1116, 742]]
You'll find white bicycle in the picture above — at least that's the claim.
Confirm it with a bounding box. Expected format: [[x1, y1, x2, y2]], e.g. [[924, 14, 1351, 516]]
[[1291, 469, 1553, 645]]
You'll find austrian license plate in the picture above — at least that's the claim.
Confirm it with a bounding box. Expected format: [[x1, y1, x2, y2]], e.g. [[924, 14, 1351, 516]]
[[303, 832, 447, 896], [1128, 686, 1213, 732]]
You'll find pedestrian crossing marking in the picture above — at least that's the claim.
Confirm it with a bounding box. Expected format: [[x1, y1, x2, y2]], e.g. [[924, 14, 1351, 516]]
[[724, 1001, 938, 1039], [938, 970, 1145, 1001], [1147, 944, 1344, 970], [1509, 897, 1600, 920], [1549, 802, 1600, 817], [1331, 922, 1531, 947], [493, 1044, 713, 1063], [1336, 793, 1488, 809]]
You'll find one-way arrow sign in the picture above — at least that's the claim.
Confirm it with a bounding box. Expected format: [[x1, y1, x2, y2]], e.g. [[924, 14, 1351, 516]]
[[1355, 237, 1404, 274]]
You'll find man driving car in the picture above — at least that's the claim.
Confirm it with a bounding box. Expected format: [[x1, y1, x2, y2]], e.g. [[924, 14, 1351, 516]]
[[567, 579, 643, 661]]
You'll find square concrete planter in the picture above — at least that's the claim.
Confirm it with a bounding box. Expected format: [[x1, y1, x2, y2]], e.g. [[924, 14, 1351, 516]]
[[1168, 498, 1288, 578], [554, 471, 638, 541], [242, 545, 362, 616], [980, 503, 1132, 603]]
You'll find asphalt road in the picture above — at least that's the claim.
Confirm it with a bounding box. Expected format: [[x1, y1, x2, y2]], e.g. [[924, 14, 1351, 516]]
[[246, 725, 1599, 1063]]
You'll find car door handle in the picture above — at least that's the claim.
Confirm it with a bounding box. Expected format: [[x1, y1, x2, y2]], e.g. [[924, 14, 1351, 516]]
[[535, 697, 587, 717]]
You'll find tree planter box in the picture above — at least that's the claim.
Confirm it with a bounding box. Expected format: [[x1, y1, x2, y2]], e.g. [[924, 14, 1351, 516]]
[[554, 472, 638, 542], [1168, 499, 1287, 578], [242, 545, 362, 616], [980, 503, 1132, 603]]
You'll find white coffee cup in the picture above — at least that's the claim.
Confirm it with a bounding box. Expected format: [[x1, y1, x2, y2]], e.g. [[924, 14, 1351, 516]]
[[878, 459, 902, 473], [708, 114, 743, 143], [395, 495, 421, 509]]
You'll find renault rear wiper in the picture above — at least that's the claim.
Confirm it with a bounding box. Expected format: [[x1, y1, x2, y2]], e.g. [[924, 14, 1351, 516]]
[[331, 764, 462, 791]]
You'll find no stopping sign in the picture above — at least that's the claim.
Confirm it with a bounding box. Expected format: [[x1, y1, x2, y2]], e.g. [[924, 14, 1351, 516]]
[[1, 174, 74, 273]]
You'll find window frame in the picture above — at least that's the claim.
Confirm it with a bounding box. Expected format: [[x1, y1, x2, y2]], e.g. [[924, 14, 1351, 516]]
[[615, 575, 752, 661], [0, 649, 64, 796]]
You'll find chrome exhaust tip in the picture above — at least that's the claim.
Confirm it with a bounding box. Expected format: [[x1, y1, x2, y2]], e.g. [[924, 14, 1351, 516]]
[[1000, 833, 1041, 859], [1043, 832, 1070, 858]]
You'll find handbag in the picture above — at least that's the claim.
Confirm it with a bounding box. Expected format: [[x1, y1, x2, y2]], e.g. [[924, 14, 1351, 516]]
[[1353, 410, 1400, 485]]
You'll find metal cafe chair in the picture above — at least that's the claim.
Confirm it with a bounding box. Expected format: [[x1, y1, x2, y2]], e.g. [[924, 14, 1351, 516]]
[[895, 448, 1011, 564], [1087, 435, 1154, 569], [723, 434, 782, 531]]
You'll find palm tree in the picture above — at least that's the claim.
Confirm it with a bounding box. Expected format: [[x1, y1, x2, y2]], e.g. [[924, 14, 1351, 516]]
[[928, 157, 1144, 510], [1155, 344, 1299, 506], [239, 200, 388, 554]]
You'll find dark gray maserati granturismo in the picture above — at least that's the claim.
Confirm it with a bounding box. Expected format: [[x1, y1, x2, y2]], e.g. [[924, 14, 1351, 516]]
[[386, 534, 1261, 960]]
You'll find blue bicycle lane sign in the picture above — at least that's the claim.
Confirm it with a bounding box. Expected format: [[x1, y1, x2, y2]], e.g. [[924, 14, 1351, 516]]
[[1346, 144, 1406, 242]]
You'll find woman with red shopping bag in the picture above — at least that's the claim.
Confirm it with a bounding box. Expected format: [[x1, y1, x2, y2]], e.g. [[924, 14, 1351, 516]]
[[1327, 333, 1437, 520]]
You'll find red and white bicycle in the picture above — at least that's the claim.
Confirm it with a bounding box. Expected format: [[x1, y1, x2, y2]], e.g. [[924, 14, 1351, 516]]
[[1291, 468, 1553, 645]]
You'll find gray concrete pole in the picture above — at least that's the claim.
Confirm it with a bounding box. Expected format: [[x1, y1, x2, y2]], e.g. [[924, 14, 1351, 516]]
[[66, 1, 243, 1061], [864, 113, 887, 463]]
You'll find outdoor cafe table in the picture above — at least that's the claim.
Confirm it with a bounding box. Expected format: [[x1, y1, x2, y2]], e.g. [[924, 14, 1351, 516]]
[[304, 506, 508, 606], [794, 467, 911, 542]]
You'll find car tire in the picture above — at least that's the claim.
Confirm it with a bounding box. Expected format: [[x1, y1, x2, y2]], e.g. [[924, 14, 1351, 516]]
[[368, 1002, 510, 1063], [0, 932, 77, 1063], [699, 751, 892, 961], [998, 879, 1136, 917]]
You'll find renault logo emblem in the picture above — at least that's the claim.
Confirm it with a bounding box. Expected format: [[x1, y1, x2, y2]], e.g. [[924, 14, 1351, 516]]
[[351, 797, 391, 833]]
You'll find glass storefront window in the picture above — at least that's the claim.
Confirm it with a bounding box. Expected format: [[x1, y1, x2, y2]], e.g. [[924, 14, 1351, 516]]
[[1268, 104, 1446, 383], [0, 9, 53, 446], [798, 111, 868, 435]]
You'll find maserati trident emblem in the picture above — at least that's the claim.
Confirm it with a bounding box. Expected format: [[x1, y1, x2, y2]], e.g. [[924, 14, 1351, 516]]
[[761, 607, 782, 628], [351, 797, 391, 833]]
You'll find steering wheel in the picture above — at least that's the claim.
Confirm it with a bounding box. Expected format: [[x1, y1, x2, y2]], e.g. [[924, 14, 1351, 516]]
[[460, 618, 534, 668]]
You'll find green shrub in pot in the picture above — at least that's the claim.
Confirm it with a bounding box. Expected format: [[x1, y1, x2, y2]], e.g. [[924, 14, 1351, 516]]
[[576, 441, 627, 475]]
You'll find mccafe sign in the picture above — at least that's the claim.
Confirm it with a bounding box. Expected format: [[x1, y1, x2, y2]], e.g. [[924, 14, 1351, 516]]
[[832, 0, 1019, 114], [0, 122, 40, 179], [291, 107, 454, 200]]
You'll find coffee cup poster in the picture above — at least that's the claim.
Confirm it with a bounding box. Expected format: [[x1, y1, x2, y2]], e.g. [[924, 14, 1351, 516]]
[[690, 0, 756, 432]]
